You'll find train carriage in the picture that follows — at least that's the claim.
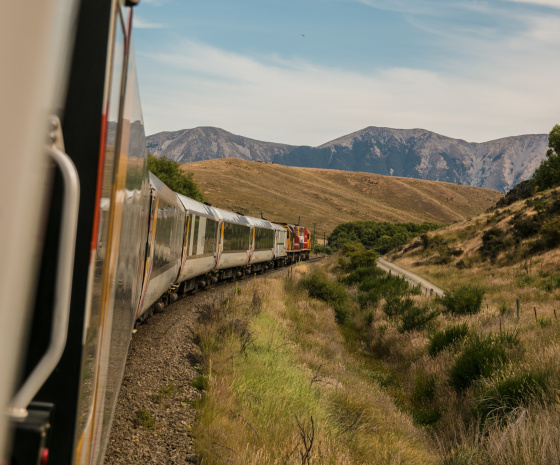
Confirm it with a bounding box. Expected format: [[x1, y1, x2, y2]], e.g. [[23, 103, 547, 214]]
[[272, 223, 288, 265], [175, 193, 220, 292], [212, 208, 252, 278], [137, 173, 186, 319], [245, 217, 276, 270]]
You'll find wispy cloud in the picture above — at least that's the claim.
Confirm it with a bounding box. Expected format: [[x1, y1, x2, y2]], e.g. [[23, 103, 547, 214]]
[[504, 0, 560, 8], [134, 16, 167, 29], [137, 36, 560, 145]]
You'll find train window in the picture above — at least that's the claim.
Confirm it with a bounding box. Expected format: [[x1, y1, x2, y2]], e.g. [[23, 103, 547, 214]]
[[192, 215, 200, 255], [254, 228, 274, 250], [204, 218, 218, 254], [223, 222, 250, 252]]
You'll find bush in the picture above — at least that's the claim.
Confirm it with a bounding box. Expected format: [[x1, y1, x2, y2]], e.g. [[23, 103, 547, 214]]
[[328, 220, 440, 254], [148, 154, 206, 202], [449, 334, 507, 392], [398, 304, 438, 333], [530, 124, 560, 191], [340, 266, 384, 285], [476, 370, 549, 421], [301, 271, 352, 324], [439, 286, 485, 315], [479, 227, 511, 262], [428, 323, 469, 356], [357, 274, 410, 308], [540, 217, 560, 247], [510, 213, 541, 240], [495, 180, 535, 208], [383, 295, 415, 318]]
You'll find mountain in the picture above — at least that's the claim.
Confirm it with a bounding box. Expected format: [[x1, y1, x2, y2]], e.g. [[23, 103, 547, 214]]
[[180, 158, 503, 234], [147, 126, 548, 193], [146, 127, 294, 163], [274, 127, 547, 193]]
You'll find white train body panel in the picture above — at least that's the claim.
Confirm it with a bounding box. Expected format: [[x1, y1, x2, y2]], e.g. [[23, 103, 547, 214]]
[[212, 207, 251, 270], [273, 223, 288, 258], [175, 194, 219, 282]]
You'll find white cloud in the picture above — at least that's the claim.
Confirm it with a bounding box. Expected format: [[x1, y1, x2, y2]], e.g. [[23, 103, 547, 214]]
[[134, 16, 167, 29], [504, 0, 560, 8], [136, 35, 560, 146]]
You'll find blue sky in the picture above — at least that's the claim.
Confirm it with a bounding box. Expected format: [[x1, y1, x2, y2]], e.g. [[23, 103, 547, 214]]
[[133, 0, 560, 146]]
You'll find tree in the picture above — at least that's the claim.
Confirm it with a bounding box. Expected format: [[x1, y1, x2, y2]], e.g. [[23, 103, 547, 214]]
[[531, 124, 560, 192], [147, 154, 206, 202]]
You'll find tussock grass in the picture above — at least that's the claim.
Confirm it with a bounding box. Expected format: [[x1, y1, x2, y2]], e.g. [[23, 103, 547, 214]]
[[193, 266, 440, 464]]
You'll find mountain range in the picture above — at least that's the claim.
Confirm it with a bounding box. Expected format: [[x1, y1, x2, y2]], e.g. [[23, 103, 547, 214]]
[[146, 126, 548, 193]]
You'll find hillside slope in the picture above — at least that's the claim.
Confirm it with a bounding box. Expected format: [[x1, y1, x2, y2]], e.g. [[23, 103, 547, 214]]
[[180, 158, 502, 234], [390, 186, 560, 304]]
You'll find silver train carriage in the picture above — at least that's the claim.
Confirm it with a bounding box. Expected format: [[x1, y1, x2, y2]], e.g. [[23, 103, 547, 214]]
[[136, 173, 186, 320], [176, 193, 221, 292]]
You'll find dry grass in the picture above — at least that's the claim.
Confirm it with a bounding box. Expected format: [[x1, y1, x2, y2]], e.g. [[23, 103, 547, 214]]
[[193, 267, 440, 464], [181, 158, 502, 235]]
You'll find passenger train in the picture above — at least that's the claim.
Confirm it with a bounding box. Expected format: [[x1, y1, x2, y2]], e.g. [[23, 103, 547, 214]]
[[0, 1, 310, 464]]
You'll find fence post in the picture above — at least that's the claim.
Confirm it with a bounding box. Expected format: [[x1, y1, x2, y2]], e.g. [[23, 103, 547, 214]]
[[516, 298, 520, 320]]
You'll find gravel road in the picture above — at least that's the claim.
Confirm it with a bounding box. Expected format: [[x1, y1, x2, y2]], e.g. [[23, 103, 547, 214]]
[[377, 258, 444, 296]]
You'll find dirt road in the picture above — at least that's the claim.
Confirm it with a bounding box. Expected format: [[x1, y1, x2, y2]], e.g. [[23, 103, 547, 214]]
[[377, 258, 444, 297]]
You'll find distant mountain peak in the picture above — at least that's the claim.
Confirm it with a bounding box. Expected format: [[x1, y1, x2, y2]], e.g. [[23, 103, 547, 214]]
[[147, 125, 548, 193]]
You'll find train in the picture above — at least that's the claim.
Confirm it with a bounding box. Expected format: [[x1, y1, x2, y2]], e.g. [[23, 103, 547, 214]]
[[0, 1, 310, 465]]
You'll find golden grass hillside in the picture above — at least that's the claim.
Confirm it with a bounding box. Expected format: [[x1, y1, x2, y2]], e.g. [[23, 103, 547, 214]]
[[181, 158, 502, 234], [389, 186, 560, 307]]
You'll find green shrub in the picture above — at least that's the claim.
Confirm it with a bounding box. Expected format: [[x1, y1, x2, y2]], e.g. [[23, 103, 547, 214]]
[[383, 295, 415, 318], [540, 217, 560, 247], [135, 409, 155, 429], [495, 180, 535, 208], [498, 302, 512, 316], [495, 329, 520, 347], [510, 213, 541, 240], [476, 370, 549, 421], [301, 271, 352, 324], [439, 286, 485, 315], [479, 227, 511, 262], [148, 154, 206, 202], [190, 374, 206, 390], [398, 304, 438, 333], [340, 266, 383, 285], [428, 323, 469, 356], [540, 274, 560, 291], [449, 335, 507, 392], [357, 274, 410, 309]]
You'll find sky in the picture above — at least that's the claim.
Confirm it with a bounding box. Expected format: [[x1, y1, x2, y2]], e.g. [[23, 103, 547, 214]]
[[133, 0, 560, 146]]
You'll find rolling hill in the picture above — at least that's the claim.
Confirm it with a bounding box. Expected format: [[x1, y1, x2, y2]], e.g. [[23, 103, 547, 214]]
[[180, 158, 503, 236]]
